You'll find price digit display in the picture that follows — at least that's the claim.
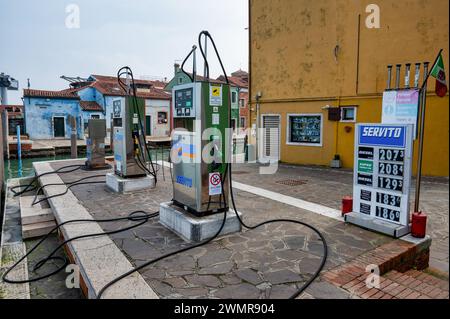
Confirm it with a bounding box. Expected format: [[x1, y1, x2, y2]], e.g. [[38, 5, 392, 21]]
[[376, 192, 401, 208], [375, 206, 401, 223], [378, 176, 403, 192], [379, 148, 405, 162], [378, 162, 404, 177]]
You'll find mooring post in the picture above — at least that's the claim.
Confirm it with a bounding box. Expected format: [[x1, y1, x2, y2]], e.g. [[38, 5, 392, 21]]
[[110, 116, 114, 153], [70, 116, 77, 159], [2, 109, 9, 159], [17, 125, 22, 177], [0, 110, 4, 195]]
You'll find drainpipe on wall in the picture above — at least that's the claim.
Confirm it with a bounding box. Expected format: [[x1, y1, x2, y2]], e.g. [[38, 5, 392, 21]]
[[255, 91, 262, 162]]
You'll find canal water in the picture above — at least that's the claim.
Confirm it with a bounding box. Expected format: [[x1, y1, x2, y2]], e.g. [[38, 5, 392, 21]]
[[4, 149, 170, 180], [4, 155, 77, 180]]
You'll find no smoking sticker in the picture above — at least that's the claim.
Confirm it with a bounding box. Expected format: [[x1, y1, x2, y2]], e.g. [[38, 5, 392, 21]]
[[209, 172, 222, 195]]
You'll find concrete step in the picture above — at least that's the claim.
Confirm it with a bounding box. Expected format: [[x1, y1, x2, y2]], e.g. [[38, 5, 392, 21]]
[[21, 207, 54, 225], [20, 195, 55, 226], [22, 220, 57, 239], [20, 195, 50, 210]]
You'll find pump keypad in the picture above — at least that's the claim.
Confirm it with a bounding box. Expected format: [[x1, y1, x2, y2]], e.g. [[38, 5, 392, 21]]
[[174, 88, 194, 118]]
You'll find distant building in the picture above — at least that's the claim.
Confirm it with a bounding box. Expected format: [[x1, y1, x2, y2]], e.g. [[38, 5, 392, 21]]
[[23, 89, 84, 139], [218, 69, 249, 134], [164, 64, 197, 92], [0, 105, 24, 136], [23, 75, 171, 140], [166, 64, 249, 134], [249, 0, 448, 176]]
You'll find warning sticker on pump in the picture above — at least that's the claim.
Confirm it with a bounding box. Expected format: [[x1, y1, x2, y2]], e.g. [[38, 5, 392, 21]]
[[209, 172, 222, 195], [210, 85, 222, 106]]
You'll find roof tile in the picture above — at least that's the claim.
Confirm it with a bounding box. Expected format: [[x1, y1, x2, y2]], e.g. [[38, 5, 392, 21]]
[[80, 101, 103, 112]]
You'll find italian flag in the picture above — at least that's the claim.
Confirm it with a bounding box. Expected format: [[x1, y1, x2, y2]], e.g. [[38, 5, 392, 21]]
[[430, 53, 448, 97]]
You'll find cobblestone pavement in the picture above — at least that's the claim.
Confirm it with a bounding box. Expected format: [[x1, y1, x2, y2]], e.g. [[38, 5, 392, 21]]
[[51, 160, 394, 299], [230, 163, 449, 274]]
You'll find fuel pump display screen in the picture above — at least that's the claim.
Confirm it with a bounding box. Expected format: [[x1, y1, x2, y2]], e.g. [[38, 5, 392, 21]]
[[175, 88, 194, 117], [352, 124, 413, 227]]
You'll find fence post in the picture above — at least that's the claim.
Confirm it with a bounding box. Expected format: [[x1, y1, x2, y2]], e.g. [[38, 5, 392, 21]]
[[17, 125, 22, 177], [70, 116, 77, 159], [0, 111, 4, 195]]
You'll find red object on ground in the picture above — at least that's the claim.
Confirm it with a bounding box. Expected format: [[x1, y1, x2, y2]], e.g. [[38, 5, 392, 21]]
[[342, 196, 353, 215], [411, 211, 427, 238]]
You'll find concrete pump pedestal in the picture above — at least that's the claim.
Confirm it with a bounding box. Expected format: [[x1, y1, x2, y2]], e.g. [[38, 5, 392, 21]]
[[106, 172, 155, 193], [159, 201, 242, 242], [345, 212, 410, 238]]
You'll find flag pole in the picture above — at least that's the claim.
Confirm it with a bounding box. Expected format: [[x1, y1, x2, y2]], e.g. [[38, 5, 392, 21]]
[[414, 49, 443, 213], [419, 49, 443, 90]]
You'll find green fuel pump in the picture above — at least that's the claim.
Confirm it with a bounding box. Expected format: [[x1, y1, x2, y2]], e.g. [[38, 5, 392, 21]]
[[171, 71, 231, 216], [169, 31, 234, 217]]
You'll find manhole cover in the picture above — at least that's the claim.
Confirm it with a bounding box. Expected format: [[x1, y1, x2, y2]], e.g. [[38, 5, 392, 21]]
[[275, 179, 308, 186], [232, 171, 249, 175]]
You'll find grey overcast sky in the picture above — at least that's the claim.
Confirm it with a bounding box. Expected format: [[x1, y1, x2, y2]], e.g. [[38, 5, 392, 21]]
[[0, 0, 249, 104]]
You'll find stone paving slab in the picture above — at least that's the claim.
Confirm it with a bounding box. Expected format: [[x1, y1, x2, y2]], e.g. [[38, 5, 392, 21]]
[[0, 243, 30, 299], [49, 160, 397, 299]]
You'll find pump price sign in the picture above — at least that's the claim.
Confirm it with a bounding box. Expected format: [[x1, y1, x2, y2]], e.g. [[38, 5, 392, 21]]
[[352, 124, 413, 227]]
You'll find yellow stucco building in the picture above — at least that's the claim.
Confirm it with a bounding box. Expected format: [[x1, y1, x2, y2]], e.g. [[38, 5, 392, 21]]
[[249, 0, 449, 176]]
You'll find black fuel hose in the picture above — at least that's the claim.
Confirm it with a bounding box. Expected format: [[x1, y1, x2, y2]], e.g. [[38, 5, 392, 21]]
[[31, 174, 106, 205], [11, 164, 83, 197], [97, 31, 328, 300], [1, 211, 159, 284], [201, 30, 328, 299], [96, 168, 230, 299], [117, 67, 158, 182], [31, 174, 107, 206]]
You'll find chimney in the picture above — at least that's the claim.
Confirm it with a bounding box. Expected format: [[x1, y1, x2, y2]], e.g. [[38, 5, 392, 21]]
[[174, 63, 180, 76]]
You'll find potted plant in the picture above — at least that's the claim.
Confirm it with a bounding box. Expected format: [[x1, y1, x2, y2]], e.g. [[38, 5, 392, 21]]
[[330, 154, 342, 168]]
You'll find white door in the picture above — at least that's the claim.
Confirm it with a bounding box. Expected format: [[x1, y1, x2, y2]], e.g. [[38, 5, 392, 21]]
[[260, 115, 280, 161]]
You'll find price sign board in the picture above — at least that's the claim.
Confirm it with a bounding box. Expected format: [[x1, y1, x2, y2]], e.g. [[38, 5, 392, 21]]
[[352, 124, 413, 228]]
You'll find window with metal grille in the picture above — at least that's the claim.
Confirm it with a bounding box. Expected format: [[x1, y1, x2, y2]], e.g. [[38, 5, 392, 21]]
[[263, 116, 280, 158]]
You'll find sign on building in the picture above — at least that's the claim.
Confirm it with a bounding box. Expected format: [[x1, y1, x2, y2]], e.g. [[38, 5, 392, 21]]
[[381, 89, 420, 138], [345, 123, 414, 238]]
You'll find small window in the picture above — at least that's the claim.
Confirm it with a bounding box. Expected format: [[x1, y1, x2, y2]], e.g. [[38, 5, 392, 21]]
[[178, 77, 183, 84], [231, 91, 237, 103], [240, 117, 246, 128], [91, 114, 100, 119], [239, 98, 246, 108], [287, 114, 322, 146], [341, 106, 356, 122], [158, 112, 168, 124]]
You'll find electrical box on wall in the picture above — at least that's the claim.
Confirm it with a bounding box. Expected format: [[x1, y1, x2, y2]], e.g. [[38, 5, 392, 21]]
[[328, 107, 341, 121]]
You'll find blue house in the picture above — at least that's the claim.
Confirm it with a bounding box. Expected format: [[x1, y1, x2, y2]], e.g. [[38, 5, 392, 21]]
[[23, 89, 85, 139], [23, 74, 171, 140]]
